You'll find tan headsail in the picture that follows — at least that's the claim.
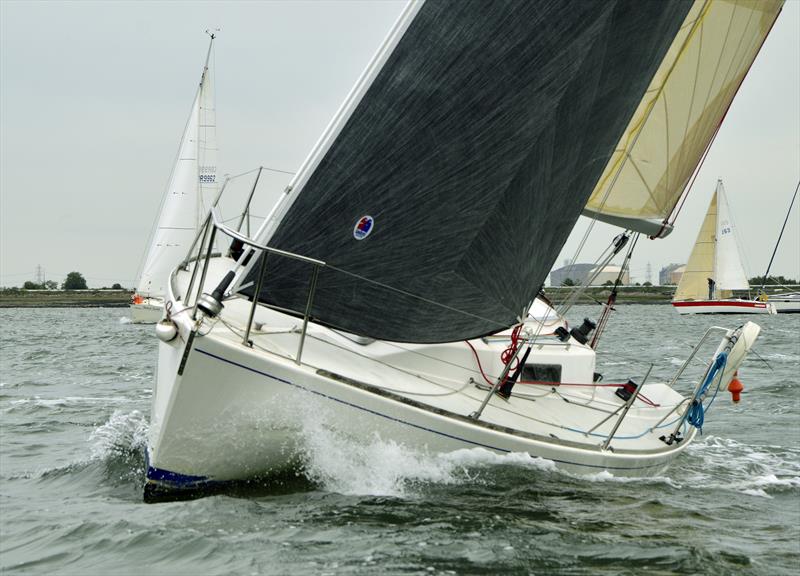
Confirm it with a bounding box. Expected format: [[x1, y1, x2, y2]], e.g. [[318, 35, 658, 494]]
[[674, 186, 718, 301], [583, 0, 783, 237]]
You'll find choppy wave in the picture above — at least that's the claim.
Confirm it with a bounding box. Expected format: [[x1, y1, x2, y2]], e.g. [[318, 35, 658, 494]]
[[5, 396, 133, 410], [299, 427, 559, 498], [682, 436, 800, 498], [2, 306, 799, 576], [89, 409, 149, 462]]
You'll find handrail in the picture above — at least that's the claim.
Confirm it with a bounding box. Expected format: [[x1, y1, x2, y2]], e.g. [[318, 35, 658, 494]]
[[665, 326, 730, 389], [236, 166, 262, 236], [243, 252, 269, 346], [183, 213, 213, 304], [589, 326, 733, 448], [670, 325, 740, 438], [192, 224, 218, 320], [210, 207, 326, 267], [180, 208, 327, 365], [602, 363, 652, 450]]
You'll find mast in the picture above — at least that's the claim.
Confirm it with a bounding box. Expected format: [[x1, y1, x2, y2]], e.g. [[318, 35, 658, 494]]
[[712, 181, 720, 299], [758, 181, 800, 293], [197, 29, 218, 229]]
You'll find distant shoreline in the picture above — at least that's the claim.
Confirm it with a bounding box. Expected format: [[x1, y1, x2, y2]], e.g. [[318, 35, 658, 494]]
[[0, 287, 675, 308], [542, 286, 674, 305], [1, 286, 794, 309], [0, 290, 133, 308]]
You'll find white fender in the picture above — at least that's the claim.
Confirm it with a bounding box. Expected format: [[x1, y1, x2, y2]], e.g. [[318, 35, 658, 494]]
[[714, 321, 761, 389]]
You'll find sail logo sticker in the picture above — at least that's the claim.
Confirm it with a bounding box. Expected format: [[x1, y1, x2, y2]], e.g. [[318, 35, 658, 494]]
[[353, 215, 374, 240]]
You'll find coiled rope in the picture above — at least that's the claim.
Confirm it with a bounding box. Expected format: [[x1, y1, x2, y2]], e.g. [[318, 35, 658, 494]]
[[686, 351, 728, 432]]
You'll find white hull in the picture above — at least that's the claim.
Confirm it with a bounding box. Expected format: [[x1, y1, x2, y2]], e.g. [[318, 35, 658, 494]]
[[144, 260, 761, 498], [129, 298, 164, 324], [149, 333, 695, 490], [672, 299, 776, 315]]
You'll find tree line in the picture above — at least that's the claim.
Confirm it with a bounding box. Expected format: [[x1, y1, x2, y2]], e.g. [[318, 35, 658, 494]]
[[559, 276, 798, 287], [560, 278, 653, 287], [16, 272, 125, 291]]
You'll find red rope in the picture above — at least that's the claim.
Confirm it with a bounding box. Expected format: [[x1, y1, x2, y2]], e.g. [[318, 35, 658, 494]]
[[463, 340, 660, 406], [465, 339, 496, 387], [500, 324, 523, 369]]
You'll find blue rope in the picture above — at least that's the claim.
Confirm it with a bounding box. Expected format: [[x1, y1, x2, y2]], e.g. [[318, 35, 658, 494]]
[[687, 352, 728, 433]]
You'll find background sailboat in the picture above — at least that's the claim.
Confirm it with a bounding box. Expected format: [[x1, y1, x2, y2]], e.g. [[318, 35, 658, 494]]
[[672, 180, 775, 314], [130, 33, 218, 324], [755, 181, 800, 313]]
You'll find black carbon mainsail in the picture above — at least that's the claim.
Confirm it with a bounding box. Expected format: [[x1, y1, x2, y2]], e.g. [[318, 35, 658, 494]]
[[240, 0, 693, 343]]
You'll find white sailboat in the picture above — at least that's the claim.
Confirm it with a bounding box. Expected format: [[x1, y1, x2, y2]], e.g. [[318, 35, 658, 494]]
[[672, 180, 776, 315], [130, 34, 218, 324], [144, 0, 783, 500], [767, 292, 800, 313]]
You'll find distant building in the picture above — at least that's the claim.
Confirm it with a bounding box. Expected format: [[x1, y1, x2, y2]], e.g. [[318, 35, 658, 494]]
[[592, 265, 629, 286], [659, 263, 686, 285], [550, 263, 594, 286], [549, 263, 629, 286]]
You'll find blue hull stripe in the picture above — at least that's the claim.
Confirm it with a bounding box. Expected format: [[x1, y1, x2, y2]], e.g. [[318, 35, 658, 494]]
[[147, 465, 210, 486]]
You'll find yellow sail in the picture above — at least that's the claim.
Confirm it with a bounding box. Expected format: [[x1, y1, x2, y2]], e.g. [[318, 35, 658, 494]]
[[583, 0, 783, 237]]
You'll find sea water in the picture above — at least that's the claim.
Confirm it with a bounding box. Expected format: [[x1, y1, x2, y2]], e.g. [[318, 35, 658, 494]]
[[0, 306, 798, 575]]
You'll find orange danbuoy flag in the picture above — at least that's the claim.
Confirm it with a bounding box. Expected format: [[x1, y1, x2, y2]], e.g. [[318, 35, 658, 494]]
[[728, 371, 744, 403]]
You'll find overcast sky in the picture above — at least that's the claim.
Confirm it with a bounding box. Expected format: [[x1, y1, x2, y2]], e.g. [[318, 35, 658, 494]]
[[1, 0, 798, 288]]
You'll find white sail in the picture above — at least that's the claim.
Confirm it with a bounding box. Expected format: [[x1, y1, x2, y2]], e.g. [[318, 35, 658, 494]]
[[135, 39, 216, 299], [715, 182, 750, 291]]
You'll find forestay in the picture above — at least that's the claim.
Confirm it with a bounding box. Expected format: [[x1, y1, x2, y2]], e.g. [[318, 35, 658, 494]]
[[583, 0, 783, 237], [240, 0, 692, 343]]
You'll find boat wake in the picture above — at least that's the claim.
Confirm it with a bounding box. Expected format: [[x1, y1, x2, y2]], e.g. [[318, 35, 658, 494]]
[[89, 409, 148, 461], [81, 409, 150, 496], [568, 435, 800, 498], [578, 469, 683, 489], [76, 403, 799, 503], [300, 428, 465, 497], [682, 436, 800, 498], [287, 392, 557, 498], [300, 433, 559, 498]]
